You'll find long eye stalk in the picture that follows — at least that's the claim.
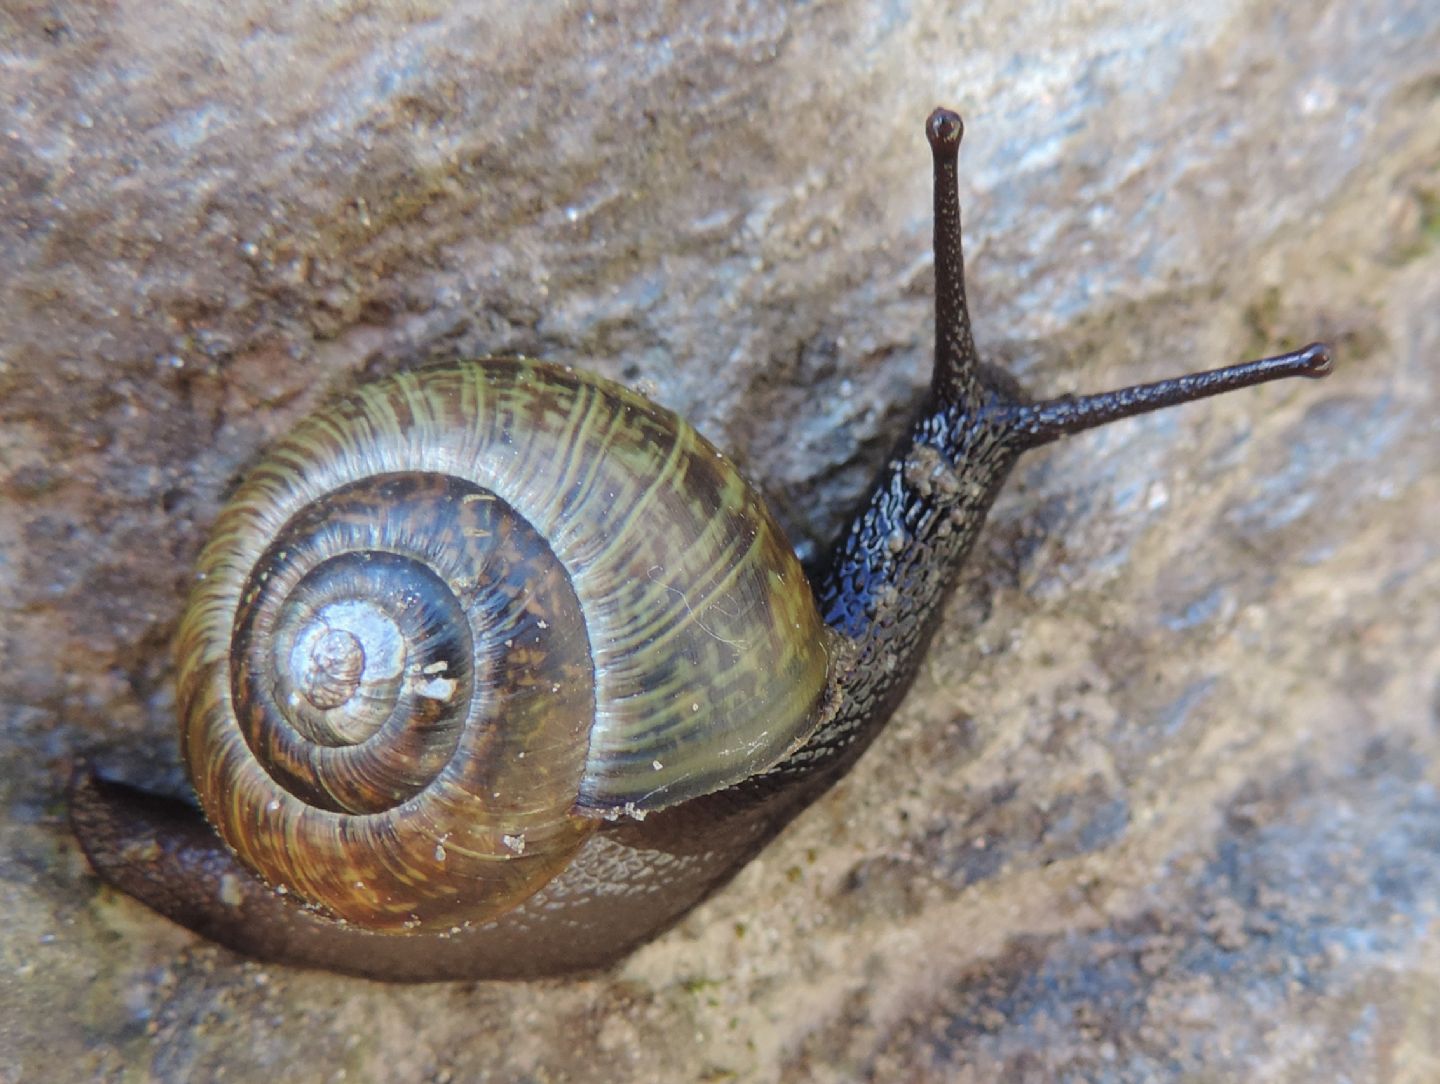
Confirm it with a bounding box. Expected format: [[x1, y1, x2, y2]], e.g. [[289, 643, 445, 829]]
[[923, 105, 1332, 443], [1010, 342, 1331, 448]]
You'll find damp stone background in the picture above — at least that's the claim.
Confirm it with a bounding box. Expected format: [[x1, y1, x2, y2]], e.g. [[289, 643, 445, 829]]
[[1, 2, 1437, 1081]]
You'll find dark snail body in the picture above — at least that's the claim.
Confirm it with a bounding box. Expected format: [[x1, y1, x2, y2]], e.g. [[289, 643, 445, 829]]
[[70, 110, 1332, 981]]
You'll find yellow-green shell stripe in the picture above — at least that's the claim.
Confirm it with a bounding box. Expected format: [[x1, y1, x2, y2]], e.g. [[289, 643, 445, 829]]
[[180, 358, 832, 823]]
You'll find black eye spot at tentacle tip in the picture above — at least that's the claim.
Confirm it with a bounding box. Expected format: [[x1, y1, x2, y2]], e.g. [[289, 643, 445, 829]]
[[1297, 342, 1334, 378], [926, 108, 964, 152]]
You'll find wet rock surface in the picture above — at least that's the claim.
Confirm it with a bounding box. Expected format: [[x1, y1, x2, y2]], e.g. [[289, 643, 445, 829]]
[[1, 1, 1437, 1081]]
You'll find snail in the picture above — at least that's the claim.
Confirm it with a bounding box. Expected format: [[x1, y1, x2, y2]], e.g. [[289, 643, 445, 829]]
[[69, 108, 1332, 982]]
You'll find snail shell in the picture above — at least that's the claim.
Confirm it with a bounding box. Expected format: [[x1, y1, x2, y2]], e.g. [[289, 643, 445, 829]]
[[177, 358, 835, 931]]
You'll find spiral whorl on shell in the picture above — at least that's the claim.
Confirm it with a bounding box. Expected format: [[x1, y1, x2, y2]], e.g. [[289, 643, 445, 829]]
[[175, 360, 835, 931]]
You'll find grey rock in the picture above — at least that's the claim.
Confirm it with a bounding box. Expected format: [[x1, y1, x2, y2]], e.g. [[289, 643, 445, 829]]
[[1, 1, 1436, 1081]]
